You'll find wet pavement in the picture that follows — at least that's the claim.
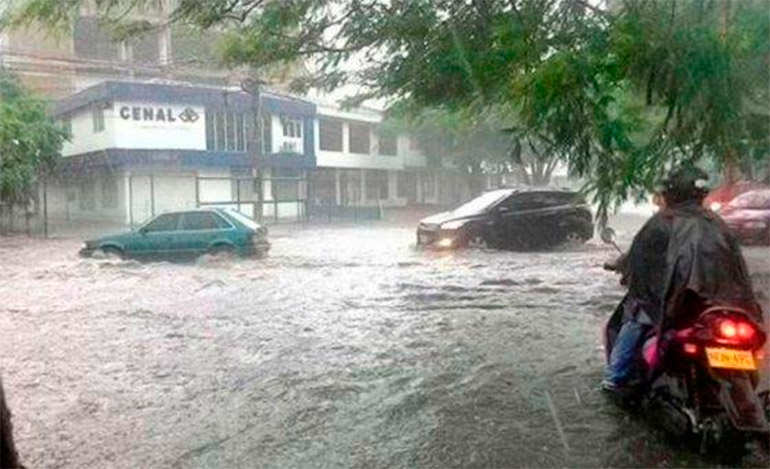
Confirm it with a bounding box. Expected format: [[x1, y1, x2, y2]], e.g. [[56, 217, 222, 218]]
[[0, 222, 768, 468]]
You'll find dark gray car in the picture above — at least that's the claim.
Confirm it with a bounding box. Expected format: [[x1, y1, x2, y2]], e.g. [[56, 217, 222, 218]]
[[417, 188, 594, 250]]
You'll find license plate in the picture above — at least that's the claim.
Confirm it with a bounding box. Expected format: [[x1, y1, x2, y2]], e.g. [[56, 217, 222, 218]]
[[705, 347, 756, 371]]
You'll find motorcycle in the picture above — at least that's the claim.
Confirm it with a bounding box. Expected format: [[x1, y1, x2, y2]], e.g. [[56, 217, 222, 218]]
[[600, 227, 769, 457]]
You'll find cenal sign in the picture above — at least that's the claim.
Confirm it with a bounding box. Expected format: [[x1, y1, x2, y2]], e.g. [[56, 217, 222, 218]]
[[119, 106, 199, 123]]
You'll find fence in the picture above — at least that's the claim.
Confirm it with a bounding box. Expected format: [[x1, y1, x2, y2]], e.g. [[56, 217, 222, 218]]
[[307, 200, 382, 222], [0, 170, 389, 239]]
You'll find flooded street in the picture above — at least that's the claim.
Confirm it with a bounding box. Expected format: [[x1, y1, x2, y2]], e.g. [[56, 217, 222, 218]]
[[1, 222, 768, 468]]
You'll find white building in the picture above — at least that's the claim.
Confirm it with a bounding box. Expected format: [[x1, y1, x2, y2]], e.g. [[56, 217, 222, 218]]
[[47, 80, 467, 227], [309, 103, 468, 217], [48, 80, 317, 226]]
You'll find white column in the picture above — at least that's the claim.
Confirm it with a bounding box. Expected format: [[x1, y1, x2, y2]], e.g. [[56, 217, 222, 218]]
[[262, 168, 273, 200], [335, 169, 342, 205], [360, 169, 367, 204], [342, 122, 350, 153], [159, 24, 172, 66], [123, 171, 132, 225], [262, 168, 274, 218]]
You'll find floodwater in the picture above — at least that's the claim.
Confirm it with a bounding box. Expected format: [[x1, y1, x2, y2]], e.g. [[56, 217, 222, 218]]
[[0, 222, 768, 468]]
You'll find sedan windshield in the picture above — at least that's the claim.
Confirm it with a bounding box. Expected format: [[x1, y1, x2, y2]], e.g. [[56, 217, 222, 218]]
[[452, 190, 514, 217]]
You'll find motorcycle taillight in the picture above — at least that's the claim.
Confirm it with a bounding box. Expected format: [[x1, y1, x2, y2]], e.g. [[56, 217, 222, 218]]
[[715, 318, 758, 344]]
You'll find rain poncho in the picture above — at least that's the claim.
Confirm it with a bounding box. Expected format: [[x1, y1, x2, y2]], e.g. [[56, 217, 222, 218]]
[[623, 201, 762, 331]]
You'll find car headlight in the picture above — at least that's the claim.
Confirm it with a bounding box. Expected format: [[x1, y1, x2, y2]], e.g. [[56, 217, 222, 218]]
[[440, 220, 467, 230], [709, 202, 722, 212]]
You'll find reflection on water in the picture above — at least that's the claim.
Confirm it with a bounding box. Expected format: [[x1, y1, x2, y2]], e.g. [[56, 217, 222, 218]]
[[0, 227, 767, 468]]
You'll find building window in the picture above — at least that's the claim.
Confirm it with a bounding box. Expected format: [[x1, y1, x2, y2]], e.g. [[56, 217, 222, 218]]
[[131, 32, 160, 64], [102, 176, 118, 209], [74, 16, 120, 60], [349, 122, 371, 154], [236, 113, 245, 152], [378, 133, 397, 156], [206, 109, 249, 152], [60, 116, 72, 136], [309, 168, 336, 204], [319, 118, 343, 152], [92, 108, 105, 133], [398, 171, 416, 200], [79, 180, 96, 211], [281, 117, 303, 139], [260, 113, 272, 154], [366, 170, 389, 200]]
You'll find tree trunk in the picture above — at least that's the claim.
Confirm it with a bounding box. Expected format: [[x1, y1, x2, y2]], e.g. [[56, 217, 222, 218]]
[[508, 139, 531, 185], [724, 147, 741, 184]]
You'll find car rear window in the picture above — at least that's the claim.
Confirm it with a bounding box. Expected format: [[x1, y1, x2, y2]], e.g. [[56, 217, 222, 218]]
[[729, 190, 770, 209], [180, 212, 231, 230], [224, 209, 261, 230], [143, 213, 180, 232]]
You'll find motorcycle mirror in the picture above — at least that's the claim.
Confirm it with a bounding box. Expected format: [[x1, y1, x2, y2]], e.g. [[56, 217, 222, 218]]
[[599, 227, 617, 245]]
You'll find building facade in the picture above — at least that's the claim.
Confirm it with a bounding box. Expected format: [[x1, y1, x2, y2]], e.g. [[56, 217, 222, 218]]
[[49, 80, 316, 226], [48, 80, 469, 227], [310, 103, 461, 214]]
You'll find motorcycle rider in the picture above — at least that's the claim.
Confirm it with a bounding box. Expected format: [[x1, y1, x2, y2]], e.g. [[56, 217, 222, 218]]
[[602, 165, 762, 393]]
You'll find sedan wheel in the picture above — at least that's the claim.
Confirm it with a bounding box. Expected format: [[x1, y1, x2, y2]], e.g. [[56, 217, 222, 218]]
[[209, 244, 238, 260], [97, 246, 125, 260], [564, 231, 586, 246], [467, 235, 487, 248]]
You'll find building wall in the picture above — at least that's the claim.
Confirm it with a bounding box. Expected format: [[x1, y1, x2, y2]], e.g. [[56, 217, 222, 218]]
[[128, 168, 233, 226], [62, 107, 116, 156], [42, 169, 127, 223], [314, 105, 404, 171], [62, 102, 208, 156]]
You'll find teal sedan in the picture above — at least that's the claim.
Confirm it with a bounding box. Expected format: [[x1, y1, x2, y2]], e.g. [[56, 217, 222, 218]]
[[80, 208, 270, 261]]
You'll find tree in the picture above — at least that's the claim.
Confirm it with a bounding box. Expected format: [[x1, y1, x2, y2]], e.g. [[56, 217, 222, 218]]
[[5, 0, 768, 218], [0, 71, 66, 208], [387, 104, 560, 192]]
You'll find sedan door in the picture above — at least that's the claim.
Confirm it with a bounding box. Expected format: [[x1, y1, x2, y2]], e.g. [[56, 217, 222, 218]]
[[133, 213, 181, 260], [174, 212, 233, 258], [494, 193, 556, 248]]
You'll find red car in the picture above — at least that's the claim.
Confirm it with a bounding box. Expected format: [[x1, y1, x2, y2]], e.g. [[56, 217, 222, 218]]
[[718, 189, 770, 245], [705, 180, 767, 212]]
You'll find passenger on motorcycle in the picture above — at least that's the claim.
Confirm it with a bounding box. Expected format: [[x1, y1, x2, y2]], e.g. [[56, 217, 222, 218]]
[[602, 165, 762, 393]]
